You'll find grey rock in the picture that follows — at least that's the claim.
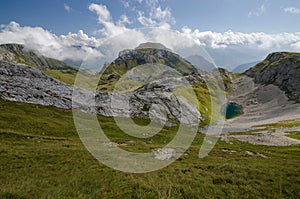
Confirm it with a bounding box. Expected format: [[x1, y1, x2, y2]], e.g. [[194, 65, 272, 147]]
[[245, 52, 300, 102], [0, 61, 202, 127], [0, 61, 73, 109], [153, 148, 176, 160]]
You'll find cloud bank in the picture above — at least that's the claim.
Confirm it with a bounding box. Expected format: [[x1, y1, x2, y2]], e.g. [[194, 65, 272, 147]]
[[0, 21, 102, 61], [0, 3, 300, 67], [284, 7, 300, 14]]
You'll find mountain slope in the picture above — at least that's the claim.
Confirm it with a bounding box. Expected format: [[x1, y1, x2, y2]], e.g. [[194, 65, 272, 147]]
[[0, 43, 78, 85], [0, 43, 75, 70], [232, 61, 259, 73], [245, 52, 300, 102], [0, 59, 206, 127], [94, 44, 231, 126], [186, 55, 215, 71], [0, 42, 224, 127], [98, 44, 198, 91], [0, 60, 73, 109]]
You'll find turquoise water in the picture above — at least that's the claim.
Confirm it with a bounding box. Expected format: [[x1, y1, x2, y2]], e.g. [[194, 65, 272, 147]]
[[223, 103, 243, 119]]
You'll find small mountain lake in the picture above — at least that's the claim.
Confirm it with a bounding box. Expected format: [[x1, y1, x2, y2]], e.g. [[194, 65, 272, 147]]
[[223, 103, 243, 119]]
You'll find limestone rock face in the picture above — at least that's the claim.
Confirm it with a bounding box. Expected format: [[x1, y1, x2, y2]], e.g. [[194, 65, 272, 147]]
[[0, 61, 73, 109], [245, 52, 300, 102], [0, 61, 201, 126]]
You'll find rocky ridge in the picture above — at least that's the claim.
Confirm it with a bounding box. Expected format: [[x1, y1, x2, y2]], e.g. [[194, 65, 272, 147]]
[[0, 60, 73, 109], [98, 44, 198, 92], [0, 43, 75, 70], [0, 59, 201, 127], [1, 42, 300, 137], [245, 52, 300, 102]]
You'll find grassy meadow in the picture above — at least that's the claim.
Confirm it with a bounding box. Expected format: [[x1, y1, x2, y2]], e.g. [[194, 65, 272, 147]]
[[0, 99, 299, 198]]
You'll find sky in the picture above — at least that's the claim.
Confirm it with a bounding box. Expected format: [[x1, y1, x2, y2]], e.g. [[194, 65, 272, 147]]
[[0, 0, 300, 68]]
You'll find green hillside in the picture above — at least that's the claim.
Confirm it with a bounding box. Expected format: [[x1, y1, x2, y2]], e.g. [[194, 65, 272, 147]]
[[0, 43, 78, 85], [0, 43, 76, 70], [0, 99, 299, 198]]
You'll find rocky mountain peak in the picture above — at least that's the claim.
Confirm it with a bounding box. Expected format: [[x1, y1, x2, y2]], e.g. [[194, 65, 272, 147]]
[[266, 52, 299, 62], [99, 45, 198, 91], [245, 52, 300, 101], [118, 42, 171, 60], [135, 42, 170, 51], [0, 43, 25, 51]]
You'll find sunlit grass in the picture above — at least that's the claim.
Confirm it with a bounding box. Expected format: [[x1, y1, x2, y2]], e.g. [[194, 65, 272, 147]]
[[45, 69, 77, 85], [0, 99, 299, 198]]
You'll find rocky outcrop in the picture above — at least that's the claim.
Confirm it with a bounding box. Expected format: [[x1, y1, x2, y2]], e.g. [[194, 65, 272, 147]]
[[0, 61, 73, 109], [0, 60, 201, 126], [245, 52, 300, 102]]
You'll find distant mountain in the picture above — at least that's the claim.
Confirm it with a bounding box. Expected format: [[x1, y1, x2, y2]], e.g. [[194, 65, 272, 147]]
[[206, 46, 266, 71], [0, 43, 209, 126], [186, 55, 215, 71], [94, 42, 229, 125], [232, 61, 260, 73], [245, 52, 300, 102], [3, 41, 300, 130], [135, 42, 171, 51], [0, 43, 76, 70], [98, 43, 198, 91], [64, 59, 82, 68]]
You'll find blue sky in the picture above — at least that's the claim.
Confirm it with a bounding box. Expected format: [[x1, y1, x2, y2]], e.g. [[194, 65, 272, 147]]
[[0, 0, 299, 35], [0, 0, 299, 68]]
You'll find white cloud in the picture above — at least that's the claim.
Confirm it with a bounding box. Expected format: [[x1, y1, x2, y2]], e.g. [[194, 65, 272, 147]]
[[147, 28, 197, 50], [248, 3, 267, 17], [118, 15, 132, 26], [138, 11, 158, 26], [89, 4, 111, 23], [0, 21, 102, 62], [88, 3, 128, 37], [64, 3, 71, 13], [2, 21, 300, 63], [135, 0, 175, 28], [1, 3, 300, 68], [181, 28, 300, 50], [144, 0, 159, 8], [291, 41, 300, 50], [151, 6, 175, 24], [284, 7, 300, 14], [152, 6, 170, 19]]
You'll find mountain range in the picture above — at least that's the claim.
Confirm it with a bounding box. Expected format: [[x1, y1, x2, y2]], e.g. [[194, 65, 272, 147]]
[[1, 42, 300, 198], [0, 42, 300, 133], [232, 61, 260, 73]]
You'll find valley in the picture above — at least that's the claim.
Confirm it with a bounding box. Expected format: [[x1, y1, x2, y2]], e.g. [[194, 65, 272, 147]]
[[0, 43, 299, 198]]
